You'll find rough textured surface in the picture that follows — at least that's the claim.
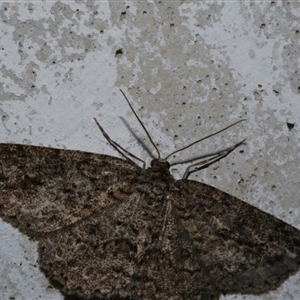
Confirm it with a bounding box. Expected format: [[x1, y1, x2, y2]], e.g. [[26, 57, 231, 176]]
[[0, 144, 299, 299], [0, 1, 299, 299]]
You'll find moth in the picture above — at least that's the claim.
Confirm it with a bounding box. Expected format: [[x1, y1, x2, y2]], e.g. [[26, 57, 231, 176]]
[[0, 91, 299, 300]]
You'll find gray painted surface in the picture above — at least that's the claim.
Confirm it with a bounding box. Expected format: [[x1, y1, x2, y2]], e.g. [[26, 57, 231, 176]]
[[0, 1, 299, 299]]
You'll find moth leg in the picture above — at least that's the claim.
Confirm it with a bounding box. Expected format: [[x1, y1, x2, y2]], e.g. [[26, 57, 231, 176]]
[[94, 118, 146, 169], [183, 139, 245, 179]]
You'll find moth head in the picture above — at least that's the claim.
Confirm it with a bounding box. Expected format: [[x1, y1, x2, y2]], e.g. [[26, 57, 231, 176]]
[[150, 158, 170, 169]]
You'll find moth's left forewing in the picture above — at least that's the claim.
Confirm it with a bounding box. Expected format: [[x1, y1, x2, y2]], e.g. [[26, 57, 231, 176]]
[[0, 144, 141, 235], [172, 179, 300, 295]]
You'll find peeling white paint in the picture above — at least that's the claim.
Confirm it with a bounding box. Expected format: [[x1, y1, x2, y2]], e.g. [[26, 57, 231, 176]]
[[0, 1, 299, 299]]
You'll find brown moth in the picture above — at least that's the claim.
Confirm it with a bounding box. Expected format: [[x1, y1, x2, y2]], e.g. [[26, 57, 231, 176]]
[[0, 91, 299, 300]]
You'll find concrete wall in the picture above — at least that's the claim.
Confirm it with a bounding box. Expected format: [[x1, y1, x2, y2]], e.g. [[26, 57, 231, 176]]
[[0, 1, 299, 299]]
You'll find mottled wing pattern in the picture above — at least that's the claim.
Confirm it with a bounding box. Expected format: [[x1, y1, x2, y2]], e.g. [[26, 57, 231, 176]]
[[0, 144, 141, 234], [173, 179, 300, 294], [1, 143, 300, 299], [39, 192, 144, 299], [39, 168, 219, 300], [135, 198, 219, 300]]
